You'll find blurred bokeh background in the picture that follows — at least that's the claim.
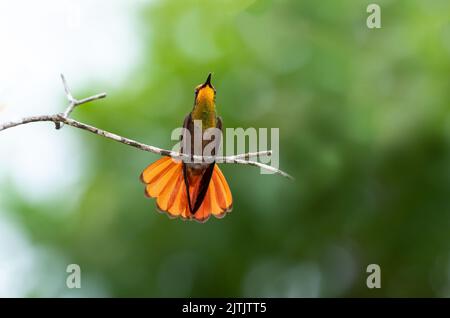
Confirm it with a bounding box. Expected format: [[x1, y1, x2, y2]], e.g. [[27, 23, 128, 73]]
[[1, 0, 450, 297]]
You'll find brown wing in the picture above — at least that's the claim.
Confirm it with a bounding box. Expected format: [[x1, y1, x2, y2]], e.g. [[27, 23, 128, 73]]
[[180, 113, 193, 157], [181, 115, 223, 214], [189, 116, 223, 213]]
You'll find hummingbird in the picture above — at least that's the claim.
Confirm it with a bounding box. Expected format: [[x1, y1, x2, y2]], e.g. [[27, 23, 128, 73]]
[[140, 73, 233, 222]]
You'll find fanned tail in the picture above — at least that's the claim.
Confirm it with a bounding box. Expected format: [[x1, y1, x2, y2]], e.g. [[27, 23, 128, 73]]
[[140, 157, 232, 222]]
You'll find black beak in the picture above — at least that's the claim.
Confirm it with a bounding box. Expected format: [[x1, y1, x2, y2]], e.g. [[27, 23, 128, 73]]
[[204, 73, 212, 87]]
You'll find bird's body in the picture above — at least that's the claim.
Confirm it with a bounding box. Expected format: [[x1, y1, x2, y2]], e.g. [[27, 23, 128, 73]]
[[140, 74, 232, 222]]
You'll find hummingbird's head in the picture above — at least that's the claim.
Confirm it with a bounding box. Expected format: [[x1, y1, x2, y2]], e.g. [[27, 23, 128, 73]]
[[194, 73, 216, 106]]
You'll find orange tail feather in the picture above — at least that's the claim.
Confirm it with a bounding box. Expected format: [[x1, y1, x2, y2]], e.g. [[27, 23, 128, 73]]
[[140, 158, 232, 222]]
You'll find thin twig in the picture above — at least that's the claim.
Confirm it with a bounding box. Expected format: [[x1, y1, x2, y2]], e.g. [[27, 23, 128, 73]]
[[0, 75, 293, 180], [0, 115, 283, 170], [233, 159, 293, 179], [59, 74, 107, 128]]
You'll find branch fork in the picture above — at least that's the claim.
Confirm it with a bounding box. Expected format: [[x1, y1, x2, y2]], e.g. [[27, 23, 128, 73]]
[[0, 75, 293, 180], [55, 74, 107, 129]]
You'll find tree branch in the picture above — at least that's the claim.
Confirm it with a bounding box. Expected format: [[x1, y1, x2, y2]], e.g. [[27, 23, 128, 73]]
[[0, 75, 293, 180]]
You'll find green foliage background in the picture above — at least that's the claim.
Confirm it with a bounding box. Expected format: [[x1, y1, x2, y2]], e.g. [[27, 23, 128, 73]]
[[4, 0, 450, 296]]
